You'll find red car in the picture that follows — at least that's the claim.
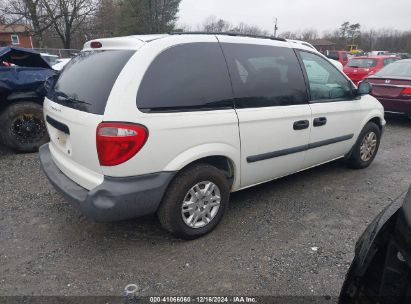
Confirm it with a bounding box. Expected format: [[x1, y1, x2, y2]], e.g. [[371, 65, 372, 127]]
[[325, 50, 349, 66], [364, 59, 411, 116], [343, 56, 399, 85]]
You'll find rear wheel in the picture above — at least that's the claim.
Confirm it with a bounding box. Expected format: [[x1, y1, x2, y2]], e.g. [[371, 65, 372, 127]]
[[346, 122, 381, 169], [158, 164, 230, 240], [0, 101, 49, 152]]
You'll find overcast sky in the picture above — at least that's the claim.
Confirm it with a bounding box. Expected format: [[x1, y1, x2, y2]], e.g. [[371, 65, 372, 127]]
[[178, 0, 411, 34]]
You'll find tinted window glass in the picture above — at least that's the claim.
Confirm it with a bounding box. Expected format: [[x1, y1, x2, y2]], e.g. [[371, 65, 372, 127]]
[[49, 50, 134, 115], [137, 43, 233, 112], [300, 51, 352, 102], [342, 52, 348, 60], [221, 43, 308, 108]]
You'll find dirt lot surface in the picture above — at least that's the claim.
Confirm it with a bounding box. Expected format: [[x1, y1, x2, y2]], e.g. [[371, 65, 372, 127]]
[[1, 114, 411, 298]]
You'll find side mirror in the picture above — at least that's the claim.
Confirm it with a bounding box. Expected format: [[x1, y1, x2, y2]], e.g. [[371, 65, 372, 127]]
[[358, 81, 372, 95]]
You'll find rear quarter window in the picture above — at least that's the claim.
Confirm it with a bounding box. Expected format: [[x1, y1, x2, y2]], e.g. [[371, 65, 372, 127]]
[[49, 50, 134, 115], [137, 43, 234, 112]]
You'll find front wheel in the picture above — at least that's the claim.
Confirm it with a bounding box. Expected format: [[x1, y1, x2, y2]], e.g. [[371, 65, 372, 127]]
[[158, 164, 230, 240], [0, 101, 49, 153], [346, 122, 381, 169]]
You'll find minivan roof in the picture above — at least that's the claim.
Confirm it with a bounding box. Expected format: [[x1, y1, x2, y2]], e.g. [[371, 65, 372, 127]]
[[83, 33, 313, 52]]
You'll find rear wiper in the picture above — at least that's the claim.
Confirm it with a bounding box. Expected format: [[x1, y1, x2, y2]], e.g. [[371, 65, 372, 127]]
[[53, 90, 91, 105]]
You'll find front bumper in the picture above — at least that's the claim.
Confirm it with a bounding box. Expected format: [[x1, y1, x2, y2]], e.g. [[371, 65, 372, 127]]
[[39, 144, 176, 222]]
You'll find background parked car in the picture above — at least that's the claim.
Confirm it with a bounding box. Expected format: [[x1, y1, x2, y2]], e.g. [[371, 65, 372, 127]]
[[288, 40, 343, 70], [343, 56, 400, 85], [364, 59, 411, 117], [0, 46, 56, 152], [395, 53, 411, 60], [325, 50, 349, 66], [339, 186, 411, 304]]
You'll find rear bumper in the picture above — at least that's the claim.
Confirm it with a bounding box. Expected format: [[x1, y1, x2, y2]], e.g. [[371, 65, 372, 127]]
[[39, 144, 176, 222], [378, 98, 411, 115]]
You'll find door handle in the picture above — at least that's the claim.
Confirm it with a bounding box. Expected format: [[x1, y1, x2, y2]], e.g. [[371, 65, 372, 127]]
[[313, 117, 327, 127], [293, 120, 309, 130]]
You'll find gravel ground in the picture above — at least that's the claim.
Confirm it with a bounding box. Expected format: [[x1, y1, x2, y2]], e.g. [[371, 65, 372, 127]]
[[1, 114, 411, 298]]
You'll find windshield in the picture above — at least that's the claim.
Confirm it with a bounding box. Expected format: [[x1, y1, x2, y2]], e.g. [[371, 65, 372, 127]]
[[48, 50, 134, 115], [347, 58, 378, 68], [375, 61, 411, 77]]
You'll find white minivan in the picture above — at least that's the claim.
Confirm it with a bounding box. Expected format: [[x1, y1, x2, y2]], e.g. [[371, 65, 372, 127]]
[[40, 33, 385, 239]]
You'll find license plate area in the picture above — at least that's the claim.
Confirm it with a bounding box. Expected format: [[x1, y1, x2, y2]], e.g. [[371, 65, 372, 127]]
[[46, 116, 72, 156]]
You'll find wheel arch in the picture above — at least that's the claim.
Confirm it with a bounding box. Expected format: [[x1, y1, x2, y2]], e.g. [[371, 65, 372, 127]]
[[358, 111, 385, 138], [163, 144, 241, 191]]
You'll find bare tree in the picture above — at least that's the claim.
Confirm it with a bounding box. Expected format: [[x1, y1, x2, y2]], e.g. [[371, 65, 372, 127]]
[[199, 15, 268, 36], [231, 22, 269, 36], [0, 0, 58, 47], [42, 0, 97, 49], [300, 29, 318, 41], [201, 15, 231, 32], [279, 31, 298, 39]]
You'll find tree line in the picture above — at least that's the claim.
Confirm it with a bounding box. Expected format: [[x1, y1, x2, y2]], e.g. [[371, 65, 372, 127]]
[[280, 22, 411, 53], [1, 2, 410, 54], [0, 0, 182, 49]]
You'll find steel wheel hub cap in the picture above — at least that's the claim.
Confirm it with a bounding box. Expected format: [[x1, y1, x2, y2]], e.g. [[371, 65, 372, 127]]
[[181, 181, 221, 229], [360, 131, 377, 162]]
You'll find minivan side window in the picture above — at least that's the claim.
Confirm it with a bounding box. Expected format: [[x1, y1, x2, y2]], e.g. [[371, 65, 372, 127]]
[[221, 43, 308, 108], [137, 43, 233, 112], [299, 51, 352, 102]]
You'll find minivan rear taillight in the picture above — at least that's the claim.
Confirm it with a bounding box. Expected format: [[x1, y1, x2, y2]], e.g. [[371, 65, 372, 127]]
[[96, 123, 148, 166]]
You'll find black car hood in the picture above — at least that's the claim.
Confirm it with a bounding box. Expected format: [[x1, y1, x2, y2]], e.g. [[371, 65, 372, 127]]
[[0, 46, 51, 69]]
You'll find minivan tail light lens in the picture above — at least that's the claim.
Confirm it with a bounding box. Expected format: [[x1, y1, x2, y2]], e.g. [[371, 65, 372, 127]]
[[96, 123, 148, 166]]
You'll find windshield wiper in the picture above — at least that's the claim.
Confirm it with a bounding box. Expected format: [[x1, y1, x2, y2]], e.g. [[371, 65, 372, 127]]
[[53, 90, 91, 105]]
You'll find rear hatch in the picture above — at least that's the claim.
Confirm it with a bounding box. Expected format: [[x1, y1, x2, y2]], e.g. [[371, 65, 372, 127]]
[[44, 49, 135, 190]]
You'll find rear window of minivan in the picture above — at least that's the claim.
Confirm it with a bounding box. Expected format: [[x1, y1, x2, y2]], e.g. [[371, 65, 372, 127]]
[[48, 50, 134, 115]]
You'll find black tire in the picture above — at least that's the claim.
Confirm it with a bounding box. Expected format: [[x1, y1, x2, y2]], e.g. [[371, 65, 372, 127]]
[[0, 101, 49, 153], [346, 122, 381, 169], [158, 164, 230, 240]]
